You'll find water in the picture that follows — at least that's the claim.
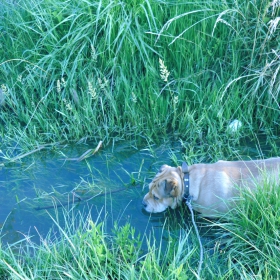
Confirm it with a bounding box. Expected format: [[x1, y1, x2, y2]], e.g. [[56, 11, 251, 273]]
[[0, 136, 278, 247], [0, 141, 190, 246]]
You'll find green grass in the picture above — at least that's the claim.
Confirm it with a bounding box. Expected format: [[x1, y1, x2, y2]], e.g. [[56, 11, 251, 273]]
[[0, 0, 280, 153], [211, 177, 280, 279], [0, 179, 279, 279], [0, 206, 203, 279], [0, 0, 280, 279]]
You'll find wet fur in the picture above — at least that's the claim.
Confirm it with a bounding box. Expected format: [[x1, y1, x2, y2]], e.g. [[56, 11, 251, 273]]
[[142, 158, 280, 217]]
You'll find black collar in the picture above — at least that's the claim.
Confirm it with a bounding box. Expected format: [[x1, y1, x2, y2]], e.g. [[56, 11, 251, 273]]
[[182, 162, 190, 199]]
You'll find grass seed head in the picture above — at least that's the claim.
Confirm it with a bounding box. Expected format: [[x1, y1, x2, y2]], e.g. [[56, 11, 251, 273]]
[[159, 58, 170, 82], [91, 44, 97, 62], [88, 81, 97, 100], [131, 92, 137, 103], [61, 77, 67, 87], [57, 79, 61, 94], [268, 17, 280, 36]]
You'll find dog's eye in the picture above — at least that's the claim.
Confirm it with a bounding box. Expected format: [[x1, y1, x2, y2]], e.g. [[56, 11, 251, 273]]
[[153, 195, 159, 200]]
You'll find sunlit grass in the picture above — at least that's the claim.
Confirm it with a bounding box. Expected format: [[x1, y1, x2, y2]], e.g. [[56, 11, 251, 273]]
[[0, 0, 279, 155]]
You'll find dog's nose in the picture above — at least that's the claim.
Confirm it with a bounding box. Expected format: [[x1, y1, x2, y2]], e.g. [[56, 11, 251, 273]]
[[142, 200, 147, 208]]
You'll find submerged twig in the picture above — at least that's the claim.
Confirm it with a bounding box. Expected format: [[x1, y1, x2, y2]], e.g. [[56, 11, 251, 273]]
[[2, 143, 58, 163], [62, 141, 103, 162], [9, 146, 45, 161], [34, 185, 140, 211]]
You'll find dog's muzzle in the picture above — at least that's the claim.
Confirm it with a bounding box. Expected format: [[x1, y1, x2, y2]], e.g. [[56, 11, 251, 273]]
[[142, 200, 147, 208]]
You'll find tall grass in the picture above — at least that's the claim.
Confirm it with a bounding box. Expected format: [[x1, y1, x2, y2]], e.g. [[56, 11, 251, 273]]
[[0, 0, 279, 153], [211, 177, 280, 279]]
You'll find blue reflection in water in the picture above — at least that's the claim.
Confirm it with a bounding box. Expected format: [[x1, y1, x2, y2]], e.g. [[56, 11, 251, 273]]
[[0, 142, 187, 246], [1, 137, 272, 247]]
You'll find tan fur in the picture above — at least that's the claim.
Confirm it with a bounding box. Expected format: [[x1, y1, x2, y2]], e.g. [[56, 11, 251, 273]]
[[142, 157, 280, 217]]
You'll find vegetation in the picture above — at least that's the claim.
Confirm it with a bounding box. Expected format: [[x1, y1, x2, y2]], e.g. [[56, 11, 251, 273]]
[[209, 179, 280, 279], [0, 0, 279, 152], [0, 0, 280, 279], [0, 180, 279, 279]]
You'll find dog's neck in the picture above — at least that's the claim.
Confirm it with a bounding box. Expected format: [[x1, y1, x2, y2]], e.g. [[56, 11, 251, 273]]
[[181, 162, 190, 199]]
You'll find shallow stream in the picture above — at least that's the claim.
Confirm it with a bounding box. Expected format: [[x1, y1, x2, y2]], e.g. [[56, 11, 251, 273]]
[[0, 141, 189, 246], [0, 137, 277, 247]]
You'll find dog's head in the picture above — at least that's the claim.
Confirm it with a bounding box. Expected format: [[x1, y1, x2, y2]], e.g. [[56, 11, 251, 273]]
[[142, 165, 184, 213]]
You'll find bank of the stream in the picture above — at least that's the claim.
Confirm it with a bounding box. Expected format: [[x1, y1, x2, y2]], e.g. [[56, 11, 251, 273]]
[[0, 0, 280, 152]]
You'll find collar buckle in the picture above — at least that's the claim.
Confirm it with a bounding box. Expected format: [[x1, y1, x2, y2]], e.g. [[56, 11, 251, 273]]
[[182, 162, 190, 200]]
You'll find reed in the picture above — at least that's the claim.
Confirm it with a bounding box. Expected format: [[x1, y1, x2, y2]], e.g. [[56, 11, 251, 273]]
[[0, 206, 208, 279]]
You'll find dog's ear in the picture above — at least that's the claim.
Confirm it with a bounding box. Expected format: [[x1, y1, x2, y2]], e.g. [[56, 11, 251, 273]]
[[176, 166, 183, 176], [164, 180, 177, 197], [159, 165, 168, 173]]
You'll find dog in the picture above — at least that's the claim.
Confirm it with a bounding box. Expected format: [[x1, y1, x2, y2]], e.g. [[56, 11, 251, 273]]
[[142, 158, 280, 217]]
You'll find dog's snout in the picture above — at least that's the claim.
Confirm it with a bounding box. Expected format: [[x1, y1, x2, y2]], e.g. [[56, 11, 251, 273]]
[[142, 200, 147, 208]]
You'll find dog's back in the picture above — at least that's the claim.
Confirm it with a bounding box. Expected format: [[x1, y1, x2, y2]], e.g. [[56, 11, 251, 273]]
[[188, 157, 280, 216]]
